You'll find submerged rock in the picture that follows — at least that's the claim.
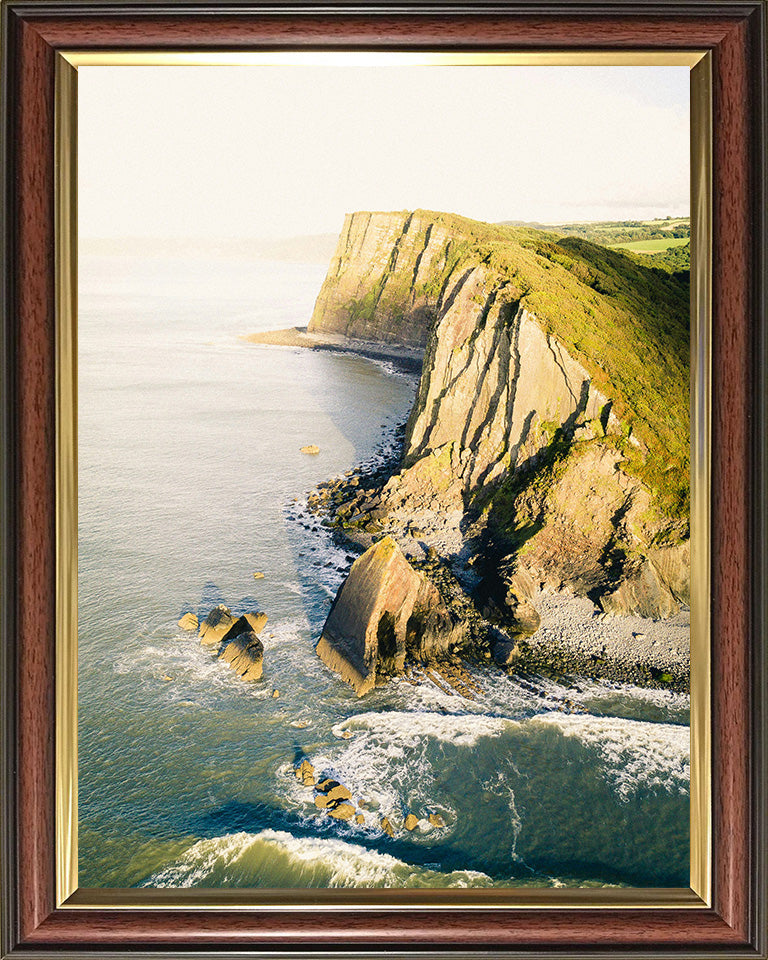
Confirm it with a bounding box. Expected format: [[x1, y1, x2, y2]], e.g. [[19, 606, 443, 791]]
[[315, 536, 464, 696]]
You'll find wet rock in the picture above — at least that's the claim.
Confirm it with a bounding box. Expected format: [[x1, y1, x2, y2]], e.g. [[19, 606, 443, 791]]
[[300, 444, 320, 455], [328, 802, 355, 820], [355, 813, 365, 825], [380, 816, 395, 837], [178, 612, 198, 632], [315, 536, 465, 696], [272, 689, 280, 698], [404, 813, 419, 831], [252, 571, 265, 580], [295, 759, 315, 787], [199, 604, 236, 645], [218, 614, 267, 682], [324, 784, 352, 803]]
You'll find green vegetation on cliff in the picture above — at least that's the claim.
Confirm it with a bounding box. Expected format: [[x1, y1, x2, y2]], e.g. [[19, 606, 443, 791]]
[[426, 212, 690, 524], [319, 209, 690, 526]]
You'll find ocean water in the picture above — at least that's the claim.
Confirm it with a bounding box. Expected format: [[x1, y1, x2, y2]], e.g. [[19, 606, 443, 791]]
[[78, 248, 690, 890]]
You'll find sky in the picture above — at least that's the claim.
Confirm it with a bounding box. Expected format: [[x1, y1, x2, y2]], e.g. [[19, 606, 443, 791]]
[[78, 64, 690, 240]]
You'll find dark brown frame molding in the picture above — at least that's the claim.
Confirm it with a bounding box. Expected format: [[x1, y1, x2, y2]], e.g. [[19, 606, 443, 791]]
[[1, 2, 766, 957]]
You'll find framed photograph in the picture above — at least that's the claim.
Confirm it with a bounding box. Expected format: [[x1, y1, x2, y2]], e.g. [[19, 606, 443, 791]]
[[1, 2, 766, 957]]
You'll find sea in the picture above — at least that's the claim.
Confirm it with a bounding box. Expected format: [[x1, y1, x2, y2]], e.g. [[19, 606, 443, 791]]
[[78, 246, 690, 890]]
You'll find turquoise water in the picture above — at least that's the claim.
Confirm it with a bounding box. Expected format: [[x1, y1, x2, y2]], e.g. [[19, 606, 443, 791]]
[[78, 249, 690, 889]]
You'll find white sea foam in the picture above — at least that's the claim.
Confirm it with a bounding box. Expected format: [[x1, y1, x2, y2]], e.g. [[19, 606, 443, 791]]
[[335, 711, 516, 747], [530, 712, 690, 800], [142, 829, 492, 889]]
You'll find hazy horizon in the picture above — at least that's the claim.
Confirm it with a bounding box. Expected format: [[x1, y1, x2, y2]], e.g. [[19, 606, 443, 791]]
[[79, 64, 690, 241]]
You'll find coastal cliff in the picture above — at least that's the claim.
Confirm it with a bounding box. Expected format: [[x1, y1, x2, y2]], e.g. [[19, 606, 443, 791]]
[[310, 209, 691, 686]]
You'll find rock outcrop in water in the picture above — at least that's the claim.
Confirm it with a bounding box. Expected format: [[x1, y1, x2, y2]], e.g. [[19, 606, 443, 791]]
[[219, 613, 268, 682], [199, 604, 236, 646], [310, 210, 690, 624], [195, 606, 268, 682], [315, 536, 465, 695]]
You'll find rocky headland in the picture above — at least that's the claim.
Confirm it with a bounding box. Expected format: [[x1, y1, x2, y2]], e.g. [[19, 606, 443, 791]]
[[260, 209, 692, 693]]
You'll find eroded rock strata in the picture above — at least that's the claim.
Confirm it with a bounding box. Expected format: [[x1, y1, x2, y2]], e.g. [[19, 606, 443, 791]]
[[315, 536, 465, 696], [310, 209, 690, 691]]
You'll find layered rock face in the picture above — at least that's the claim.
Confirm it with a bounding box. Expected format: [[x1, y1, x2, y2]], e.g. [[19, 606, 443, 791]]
[[310, 211, 690, 622], [315, 536, 464, 695], [398, 279, 621, 503], [309, 211, 458, 348]]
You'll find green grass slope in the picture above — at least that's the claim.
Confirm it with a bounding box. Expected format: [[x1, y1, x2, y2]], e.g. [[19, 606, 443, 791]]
[[408, 211, 690, 525]]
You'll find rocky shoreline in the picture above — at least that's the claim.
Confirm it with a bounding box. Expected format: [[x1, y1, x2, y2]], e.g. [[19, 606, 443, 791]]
[[245, 324, 689, 695], [302, 409, 690, 695]]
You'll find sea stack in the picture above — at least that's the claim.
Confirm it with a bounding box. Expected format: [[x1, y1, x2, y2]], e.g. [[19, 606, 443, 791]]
[[315, 536, 463, 696]]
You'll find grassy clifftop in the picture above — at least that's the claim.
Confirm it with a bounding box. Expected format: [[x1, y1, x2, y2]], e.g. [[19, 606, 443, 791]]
[[414, 211, 690, 523], [316, 209, 690, 525]]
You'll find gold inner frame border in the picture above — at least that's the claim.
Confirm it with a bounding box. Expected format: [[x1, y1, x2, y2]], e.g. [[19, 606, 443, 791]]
[[55, 49, 712, 911]]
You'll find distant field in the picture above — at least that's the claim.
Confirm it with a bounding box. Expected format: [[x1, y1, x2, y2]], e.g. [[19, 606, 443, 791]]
[[639, 218, 689, 231], [609, 237, 691, 253]]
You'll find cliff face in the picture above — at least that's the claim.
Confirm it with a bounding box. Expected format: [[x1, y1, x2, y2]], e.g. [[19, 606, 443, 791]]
[[310, 210, 690, 620], [309, 211, 458, 348]]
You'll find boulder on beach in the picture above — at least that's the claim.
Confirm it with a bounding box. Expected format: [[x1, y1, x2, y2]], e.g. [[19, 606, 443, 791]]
[[491, 637, 523, 667], [300, 444, 320, 455], [218, 613, 267, 682], [178, 612, 198, 632], [315, 535, 464, 696], [199, 605, 236, 645]]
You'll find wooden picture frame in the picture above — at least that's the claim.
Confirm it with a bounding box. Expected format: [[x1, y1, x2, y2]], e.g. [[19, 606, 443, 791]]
[[1, 1, 766, 956]]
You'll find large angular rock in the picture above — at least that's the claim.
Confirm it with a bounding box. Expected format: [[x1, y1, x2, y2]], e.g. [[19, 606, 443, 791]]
[[315, 536, 463, 696], [218, 613, 267, 682], [199, 604, 235, 646]]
